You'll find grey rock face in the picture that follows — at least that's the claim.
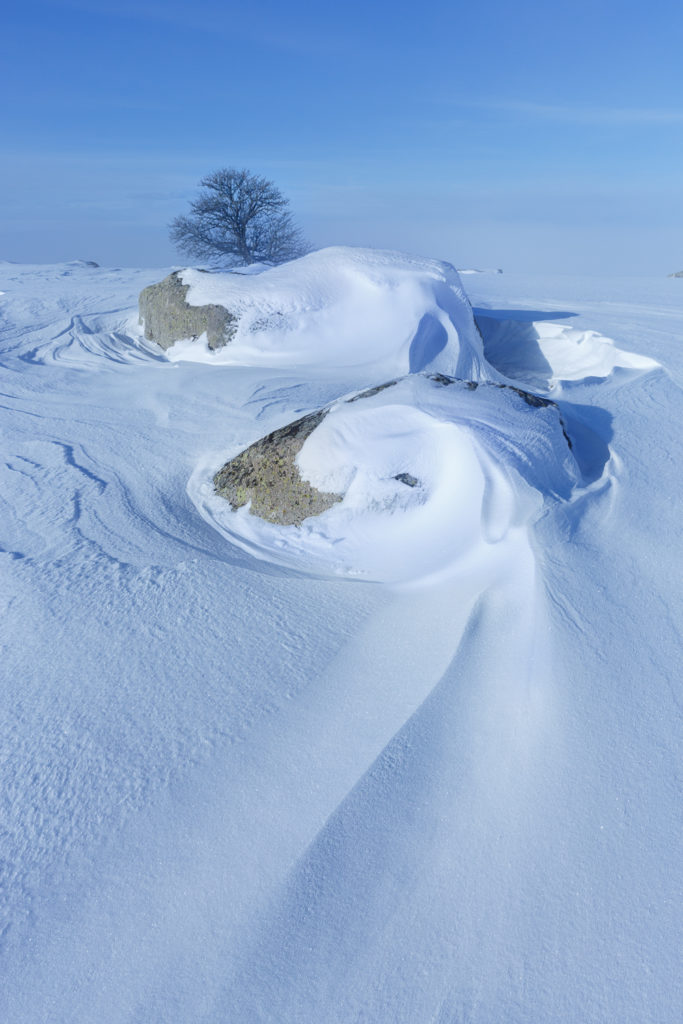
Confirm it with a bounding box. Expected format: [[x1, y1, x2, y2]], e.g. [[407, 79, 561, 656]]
[[213, 410, 342, 526], [668, 271, 683, 278], [138, 271, 238, 351], [394, 472, 419, 488]]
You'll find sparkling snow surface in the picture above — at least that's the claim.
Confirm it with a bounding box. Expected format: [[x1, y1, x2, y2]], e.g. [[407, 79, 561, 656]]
[[0, 252, 681, 1023]]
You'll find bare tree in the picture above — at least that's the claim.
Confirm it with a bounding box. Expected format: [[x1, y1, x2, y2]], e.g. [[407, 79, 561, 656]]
[[169, 168, 309, 268]]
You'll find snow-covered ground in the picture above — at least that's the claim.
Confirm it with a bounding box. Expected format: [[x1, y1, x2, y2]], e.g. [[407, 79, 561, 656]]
[[0, 251, 681, 1022]]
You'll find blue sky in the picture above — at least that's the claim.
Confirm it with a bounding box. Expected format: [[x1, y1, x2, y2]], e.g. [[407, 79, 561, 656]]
[[3, 0, 683, 273]]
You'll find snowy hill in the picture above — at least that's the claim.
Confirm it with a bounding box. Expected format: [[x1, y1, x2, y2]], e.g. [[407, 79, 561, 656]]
[[0, 250, 681, 1023]]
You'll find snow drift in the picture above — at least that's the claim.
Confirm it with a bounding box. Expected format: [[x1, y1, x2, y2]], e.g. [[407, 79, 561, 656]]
[[162, 247, 491, 381], [476, 310, 659, 390], [192, 374, 581, 583]]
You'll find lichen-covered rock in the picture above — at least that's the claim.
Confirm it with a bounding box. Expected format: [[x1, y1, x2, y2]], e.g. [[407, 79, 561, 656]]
[[213, 410, 342, 526], [138, 271, 238, 351]]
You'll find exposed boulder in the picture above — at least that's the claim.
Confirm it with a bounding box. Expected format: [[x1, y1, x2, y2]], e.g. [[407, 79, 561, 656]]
[[213, 410, 343, 526], [138, 271, 238, 351]]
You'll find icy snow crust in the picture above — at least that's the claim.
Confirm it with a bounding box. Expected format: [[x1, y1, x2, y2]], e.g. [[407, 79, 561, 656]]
[[0, 252, 680, 1024]]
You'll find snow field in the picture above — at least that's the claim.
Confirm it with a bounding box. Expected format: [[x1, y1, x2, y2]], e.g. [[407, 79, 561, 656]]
[[0, 251, 680, 1023]]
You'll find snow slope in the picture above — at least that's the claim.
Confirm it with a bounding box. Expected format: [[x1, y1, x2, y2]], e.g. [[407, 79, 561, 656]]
[[0, 253, 680, 1023]]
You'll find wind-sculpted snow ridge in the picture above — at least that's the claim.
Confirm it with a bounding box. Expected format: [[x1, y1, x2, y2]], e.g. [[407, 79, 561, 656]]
[[18, 313, 166, 367], [475, 308, 660, 392], [167, 247, 492, 381], [0, 262, 168, 369], [190, 373, 589, 584]]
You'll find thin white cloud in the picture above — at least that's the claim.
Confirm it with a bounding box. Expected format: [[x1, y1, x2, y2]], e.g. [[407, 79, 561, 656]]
[[56, 0, 184, 20], [54, 0, 354, 57], [466, 99, 683, 125]]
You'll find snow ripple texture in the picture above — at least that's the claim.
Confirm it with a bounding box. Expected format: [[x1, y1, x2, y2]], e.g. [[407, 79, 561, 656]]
[[0, 253, 680, 1024]]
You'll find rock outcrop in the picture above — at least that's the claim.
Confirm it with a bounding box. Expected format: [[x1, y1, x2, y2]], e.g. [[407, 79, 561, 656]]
[[213, 410, 343, 526], [138, 271, 237, 351], [667, 271, 683, 278]]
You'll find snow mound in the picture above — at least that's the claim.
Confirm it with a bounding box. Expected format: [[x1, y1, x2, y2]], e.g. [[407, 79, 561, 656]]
[[190, 374, 581, 584], [476, 312, 659, 390], [167, 247, 490, 380]]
